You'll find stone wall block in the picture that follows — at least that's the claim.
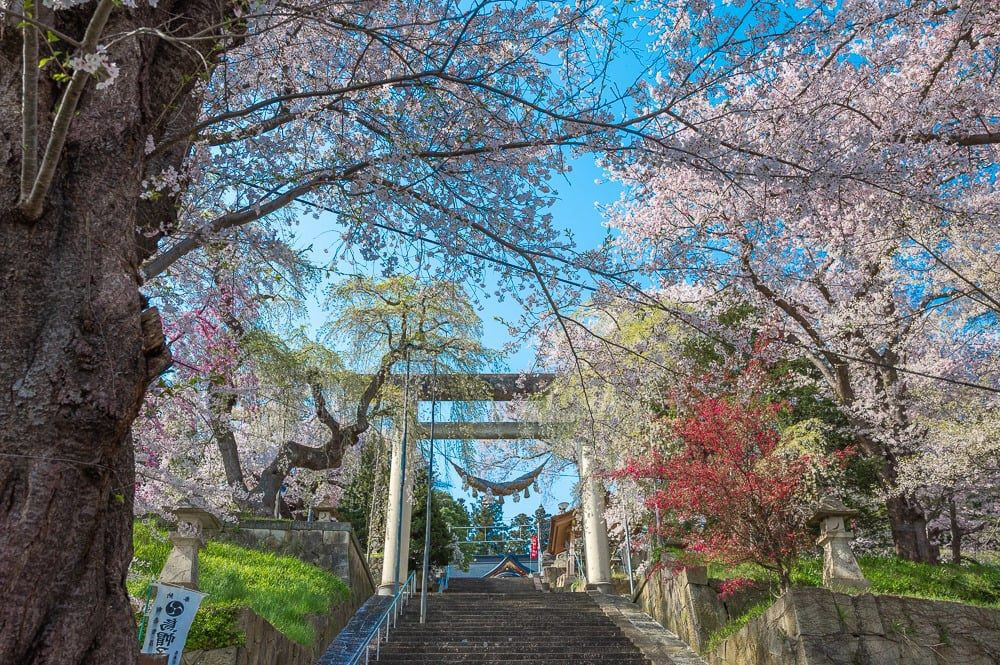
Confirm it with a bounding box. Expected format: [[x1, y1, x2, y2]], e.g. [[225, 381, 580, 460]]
[[688, 583, 728, 649], [785, 588, 842, 637], [678, 565, 709, 586], [710, 588, 1000, 665], [830, 592, 883, 635]]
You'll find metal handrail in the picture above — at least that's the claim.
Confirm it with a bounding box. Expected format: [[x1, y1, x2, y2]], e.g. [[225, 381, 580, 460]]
[[345, 572, 417, 665]]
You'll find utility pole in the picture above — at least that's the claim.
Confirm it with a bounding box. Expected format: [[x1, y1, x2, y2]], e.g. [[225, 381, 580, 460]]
[[623, 510, 634, 596], [420, 359, 437, 623]]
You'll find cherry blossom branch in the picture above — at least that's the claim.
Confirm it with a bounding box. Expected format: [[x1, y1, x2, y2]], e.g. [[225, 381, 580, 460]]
[[149, 71, 443, 158], [141, 171, 355, 279], [909, 130, 1000, 147], [19, 0, 115, 220], [19, 3, 38, 201], [310, 381, 341, 434], [906, 235, 1000, 314], [226, 175, 1000, 398]]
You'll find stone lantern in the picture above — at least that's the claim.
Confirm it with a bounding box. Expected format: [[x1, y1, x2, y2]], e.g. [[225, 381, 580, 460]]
[[159, 504, 220, 590], [809, 496, 869, 591], [314, 500, 338, 522]]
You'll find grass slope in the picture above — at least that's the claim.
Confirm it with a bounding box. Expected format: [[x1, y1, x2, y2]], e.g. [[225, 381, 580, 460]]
[[129, 521, 350, 649], [707, 555, 1000, 608]]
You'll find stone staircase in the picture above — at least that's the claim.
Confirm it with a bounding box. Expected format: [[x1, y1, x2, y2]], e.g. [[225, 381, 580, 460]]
[[372, 577, 702, 664]]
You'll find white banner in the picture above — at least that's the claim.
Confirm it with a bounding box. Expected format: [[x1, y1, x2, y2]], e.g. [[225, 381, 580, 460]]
[[140, 583, 207, 665]]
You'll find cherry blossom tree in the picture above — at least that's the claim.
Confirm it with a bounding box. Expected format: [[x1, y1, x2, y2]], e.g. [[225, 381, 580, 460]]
[[896, 374, 1000, 562], [0, 2, 618, 660], [607, 0, 999, 562], [137, 275, 491, 517]]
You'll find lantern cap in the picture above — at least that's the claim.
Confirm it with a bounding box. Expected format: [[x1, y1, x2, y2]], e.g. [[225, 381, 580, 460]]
[[808, 495, 858, 525], [172, 503, 221, 531]]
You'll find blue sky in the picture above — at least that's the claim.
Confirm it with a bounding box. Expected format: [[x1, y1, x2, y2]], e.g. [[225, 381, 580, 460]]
[[295, 153, 622, 527]]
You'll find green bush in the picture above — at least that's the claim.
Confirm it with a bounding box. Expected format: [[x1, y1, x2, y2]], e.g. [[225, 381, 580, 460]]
[[130, 520, 350, 649]]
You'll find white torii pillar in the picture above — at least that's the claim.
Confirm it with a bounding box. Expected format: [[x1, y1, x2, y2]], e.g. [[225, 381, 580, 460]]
[[378, 434, 414, 595], [578, 440, 613, 593]]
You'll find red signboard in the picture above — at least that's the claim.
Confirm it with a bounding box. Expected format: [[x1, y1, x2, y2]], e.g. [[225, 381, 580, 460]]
[[530, 535, 539, 559]]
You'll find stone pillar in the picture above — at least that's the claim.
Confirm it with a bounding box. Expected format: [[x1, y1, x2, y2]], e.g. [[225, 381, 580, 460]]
[[810, 496, 869, 591], [578, 441, 612, 593], [398, 453, 415, 585], [159, 506, 220, 590], [379, 433, 409, 595]]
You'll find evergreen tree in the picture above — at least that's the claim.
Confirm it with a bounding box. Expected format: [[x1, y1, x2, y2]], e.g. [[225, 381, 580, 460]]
[[534, 506, 552, 552], [336, 436, 389, 553], [509, 513, 535, 556]]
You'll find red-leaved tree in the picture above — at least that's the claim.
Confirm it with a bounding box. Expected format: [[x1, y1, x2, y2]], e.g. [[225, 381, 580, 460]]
[[621, 397, 839, 590]]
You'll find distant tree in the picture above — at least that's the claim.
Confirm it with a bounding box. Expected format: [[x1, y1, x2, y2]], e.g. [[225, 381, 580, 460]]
[[470, 499, 507, 555], [534, 506, 552, 551], [408, 475, 454, 569], [435, 495, 477, 571], [509, 513, 536, 555]]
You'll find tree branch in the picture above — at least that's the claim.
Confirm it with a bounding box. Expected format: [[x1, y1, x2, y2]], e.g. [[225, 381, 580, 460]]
[[19, 4, 39, 201], [141, 172, 349, 279], [19, 0, 115, 220], [310, 382, 340, 434]]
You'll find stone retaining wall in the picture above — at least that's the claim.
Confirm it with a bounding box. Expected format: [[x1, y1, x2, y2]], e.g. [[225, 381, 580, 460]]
[[708, 587, 1000, 665], [636, 567, 1000, 664], [225, 519, 376, 611], [634, 566, 770, 653], [182, 608, 341, 665]]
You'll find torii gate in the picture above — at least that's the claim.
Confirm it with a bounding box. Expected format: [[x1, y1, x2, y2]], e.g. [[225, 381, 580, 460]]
[[376, 373, 614, 595]]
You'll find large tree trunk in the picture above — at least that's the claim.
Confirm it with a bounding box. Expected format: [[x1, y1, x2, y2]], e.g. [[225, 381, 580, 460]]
[[0, 3, 212, 661], [209, 389, 248, 491], [855, 434, 938, 564], [948, 496, 962, 565], [886, 494, 939, 563], [0, 149, 152, 663]]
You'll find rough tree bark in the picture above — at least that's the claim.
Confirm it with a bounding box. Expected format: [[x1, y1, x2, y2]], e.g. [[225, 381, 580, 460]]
[[886, 494, 938, 564], [856, 435, 938, 563], [0, 2, 228, 663], [948, 496, 962, 565]]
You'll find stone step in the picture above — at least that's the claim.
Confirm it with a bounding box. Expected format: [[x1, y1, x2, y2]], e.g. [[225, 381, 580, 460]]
[[387, 630, 631, 639], [375, 654, 651, 662], [378, 640, 639, 649], [343, 582, 661, 665]]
